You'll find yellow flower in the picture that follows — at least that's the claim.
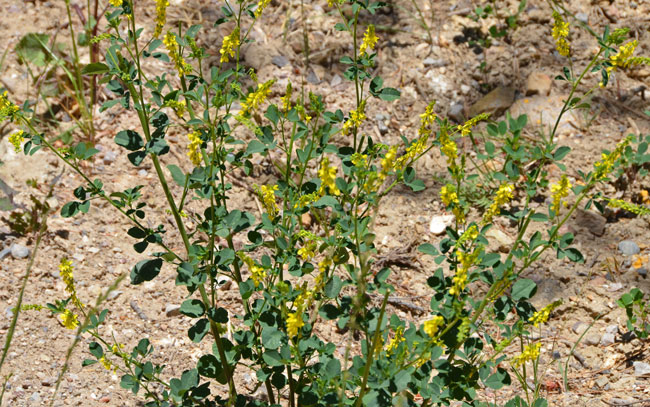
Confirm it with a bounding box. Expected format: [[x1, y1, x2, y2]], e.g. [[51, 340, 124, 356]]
[[529, 300, 562, 327], [294, 192, 318, 209], [255, 0, 271, 18], [8, 130, 24, 153], [241, 80, 274, 116], [153, 0, 169, 38], [342, 101, 366, 136], [457, 113, 490, 137], [359, 25, 378, 57], [220, 28, 240, 63], [419, 101, 437, 128], [386, 326, 405, 355], [163, 32, 192, 76], [164, 99, 186, 118], [607, 40, 637, 74], [238, 252, 267, 288], [286, 311, 304, 338], [457, 224, 479, 246], [438, 128, 458, 166], [395, 135, 428, 171], [318, 157, 340, 196], [298, 241, 317, 261], [379, 145, 398, 179], [423, 316, 444, 338], [318, 257, 332, 273], [109, 0, 122, 7], [607, 198, 650, 216], [0, 91, 20, 122], [551, 11, 570, 57], [440, 184, 465, 225], [351, 153, 368, 169], [60, 309, 79, 330], [593, 136, 632, 181], [550, 175, 571, 215], [512, 342, 541, 367], [257, 184, 279, 217], [450, 249, 480, 296], [281, 82, 293, 112], [187, 130, 202, 166], [99, 355, 116, 372], [59, 258, 83, 308], [482, 184, 514, 225]]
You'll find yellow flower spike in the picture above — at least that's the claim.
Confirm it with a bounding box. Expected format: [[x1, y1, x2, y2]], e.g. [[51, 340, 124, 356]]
[[379, 145, 398, 178], [8, 130, 24, 153], [386, 326, 405, 355], [395, 135, 429, 171], [241, 80, 274, 116], [318, 157, 340, 196], [512, 342, 541, 368], [607, 40, 638, 74], [438, 128, 458, 166], [359, 25, 378, 57], [551, 11, 570, 57], [482, 184, 514, 225], [286, 311, 304, 338], [529, 300, 562, 328], [163, 32, 192, 77], [220, 28, 240, 64], [109, 0, 122, 7], [342, 101, 366, 136], [550, 175, 571, 215], [423, 316, 444, 338], [60, 309, 79, 330], [457, 113, 490, 137], [163, 99, 186, 118], [257, 184, 280, 217], [281, 82, 293, 113], [607, 198, 650, 216], [255, 0, 271, 18], [0, 91, 20, 122], [294, 192, 319, 209], [153, 0, 169, 38], [593, 136, 632, 181], [187, 130, 202, 166]]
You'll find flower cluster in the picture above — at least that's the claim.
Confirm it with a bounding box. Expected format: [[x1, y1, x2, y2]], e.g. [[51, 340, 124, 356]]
[[607, 198, 650, 216], [395, 135, 428, 171], [438, 128, 458, 167], [8, 130, 24, 153], [607, 40, 637, 74], [385, 326, 405, 355], [552, 11, 570, 57], [318, 157, 340, 196], [450, 248, 480, 296], [359, 25, 378, 57], [482, 184, 514, 225], [440, 184, 465, 224], [164, 99, 186, 118], [286, 311, 304, 338], [238, 252, 267, 288], [163, 32, 192, 77], [593, 136, 632, 181], [241, 80, 274, 116], [0, 91, 20, 122], [59, 258, 83, 309], [528, 300, 562, 328], [342, 101, 366, 136], [187, 130, 202, 166], [255, 0, 271, 18], [457, 113, 489, 137], [60, 309, 79, 330], [423, 316, 444, 338], [257, 184, 279, 217], [297, 230, 319, 261], [109, 0, 122, 7], [281, 82, 293, 112], [512, 342, 541, 367], [220, 28, 240, 63], [550, 175, 571, 215], [294, 192, 319, 209], [153, 0, 169, 38]]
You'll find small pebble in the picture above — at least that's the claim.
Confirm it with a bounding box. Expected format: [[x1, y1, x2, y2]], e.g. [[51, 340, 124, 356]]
[[423, 58, 448, 68], [429, 214, 455, 235], [575, 12, 589, 23], [271, 55, 289, 68], [618, 240, 640, 255], [584, 334, 600, 346], [10, 244, 30, 259], [600, 332, 615, 346], [572, 321, 589, 335], [605, 324, 619, 335], [107, 290, 123, 300], [634, 361, 650, 376], [103, 151, 117, 165], [0, 247, 10, 260], [165, 304, 182, 317], [448, 102, 464, 123], [636, 267, 648, 278], [137, 169, 148, 177]]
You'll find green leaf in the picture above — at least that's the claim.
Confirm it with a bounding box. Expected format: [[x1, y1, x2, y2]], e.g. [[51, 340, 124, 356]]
[[15, 33, 50, 67], [197, 354, 227, 384], [324, 275, 343, 298], [554, 146, 571, 161], [89, 342, 103, 358], [82, 62, 110, 75], [167, 164, 186, 186], [115, 130, 144, 151], [130, 258, 163, 285], [188, 318, 210, 343], [418, 243, 439, 256], [261, 326, 284, 350], [180, 299, 205, 318], [483, 367, 511, 389], [511, 278, 537, 301], [61, 201, 82, 218], [378, 87, 400, 101]]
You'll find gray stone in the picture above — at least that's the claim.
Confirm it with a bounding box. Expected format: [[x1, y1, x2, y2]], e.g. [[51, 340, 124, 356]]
[[29, 392, 41, 403], [636, 267, 648, 277], [584, 334, 600, 346], [525, 72, 552, 96], [165, 305, 181, 317], [137, 169, 148, 177], [575, 12, 589, 23], [306, 70, 320, 85], [103, 151, 117, 165], [605, 324, 619, 335], [595, 376, 609, 389], [633, 361, 650, 376], [271, 55, 289, 68], [618, 240, 640, 255], [600, 332, 615, 346], [10, 243, 30, 259], [107, 290, 123, 301], [448, 103, 465, 123], [375, 114, 388, 135], [0, 247, 11, 260], [551, 350, 561, 360], [574, 209, 607, 236], [423, 58, 448, 68], [572, 321, 589, 335], [469, 86, 515, 117]]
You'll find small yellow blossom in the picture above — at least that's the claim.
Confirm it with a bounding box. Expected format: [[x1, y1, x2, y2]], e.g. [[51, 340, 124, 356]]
[[220, 28, 240, 63], [342, 101, 366, 136], [351, 153, 368, 168], [529, 300, 562, 327], [255, 0, 271, 17], [359, 25, 378, 57], [294, 192, 319, 209], [512, 342, 541, 367], [482, 184, 514, 225], [551, 11, 570, 57], [386, 326, 405, 355], [550, 175, 571, 215], [187, 130, 202, 166], [281, 82, 293, 112], [238, 252, 267, 288], [438, 128, 458, 166], [395, 136, 428, 171], [298, 241, 317, 261], [423, 316, 444, 338], [153, 0, 169, 38], [450, 249, 480, 296], [59, 258, 83, 308], [607, 198, 650, 216], [440, 184, 465, 224], [99, 355, 117, 372], [607, 40, 637, 74], [318, 257, 332, 273], [457, 113, 490, 137], [318, 157, 340, 196], [109, 0, 122, 7], [457, 224, 479, 246], [0, 91, 20, 122], [257, 184, 279, 217], [593, 136, 632, 181], [286, 311, 304, 338], [379, 145, 398, 179], [164, 99, 186, 118], [163, 32, 192, 76], [60, 309, 79, 330], [419, 101, 437, 128], [241, 80, 274, 116], [8, 130, 24, 153]]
